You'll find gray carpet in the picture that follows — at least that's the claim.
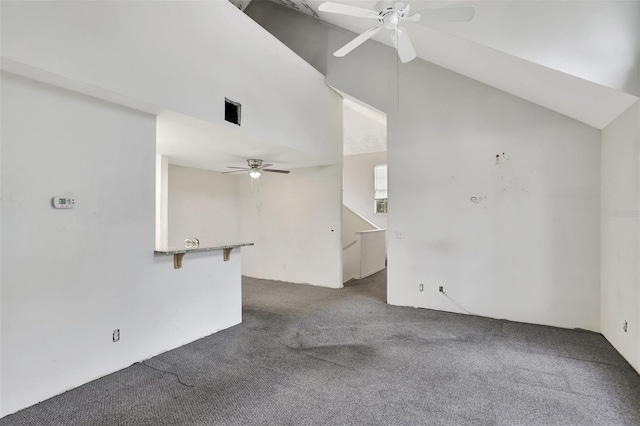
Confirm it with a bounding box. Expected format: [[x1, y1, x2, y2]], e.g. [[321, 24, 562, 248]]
[[3, 269, 640, 425]]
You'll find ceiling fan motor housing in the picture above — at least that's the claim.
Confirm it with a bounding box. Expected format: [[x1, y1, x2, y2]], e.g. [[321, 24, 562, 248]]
[[375, 0, 398, 13], [383, 13, 399, 29], [375, 1, 409, 29]]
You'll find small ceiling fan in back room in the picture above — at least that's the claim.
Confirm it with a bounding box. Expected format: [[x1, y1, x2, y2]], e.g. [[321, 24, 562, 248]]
[[318, 1, 475, 63], [222, 159, 290, 179]]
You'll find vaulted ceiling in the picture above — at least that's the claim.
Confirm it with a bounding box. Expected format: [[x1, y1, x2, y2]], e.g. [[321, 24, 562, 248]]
[[231, 0, 640, 129], [343, 98, 387, 155]]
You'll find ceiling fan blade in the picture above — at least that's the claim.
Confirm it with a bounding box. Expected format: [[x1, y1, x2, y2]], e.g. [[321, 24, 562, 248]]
[[411, 6, 475, 24], [403, 13, 420, 22], [221, 169, 249, 174], [263, 169, 290, 174], [226, 166, 250, 170], [318, 2, 379, 19], [261, 163, 273, 168], [391, 27, 417, 63], [334, 25, 382, 57]]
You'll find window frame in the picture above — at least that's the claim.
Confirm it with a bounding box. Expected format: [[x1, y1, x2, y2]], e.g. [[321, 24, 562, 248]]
[[374, 164, 387, 215]]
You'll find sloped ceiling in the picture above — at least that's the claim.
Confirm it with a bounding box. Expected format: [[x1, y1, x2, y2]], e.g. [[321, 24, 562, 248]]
[[229, 0, 254, 11], [343, 98, 387, 155], [245, 0, 640, 129]]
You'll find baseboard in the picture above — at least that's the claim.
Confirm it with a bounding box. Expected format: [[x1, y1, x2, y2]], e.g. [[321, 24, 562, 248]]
[[357, 266, 386, 280]]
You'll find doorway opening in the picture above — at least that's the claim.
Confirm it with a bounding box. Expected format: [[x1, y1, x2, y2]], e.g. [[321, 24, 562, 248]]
[[341, 95, 388, 301]]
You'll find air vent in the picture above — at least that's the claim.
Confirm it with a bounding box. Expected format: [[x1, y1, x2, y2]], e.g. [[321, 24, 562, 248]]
[[225, 98, 241, 126]]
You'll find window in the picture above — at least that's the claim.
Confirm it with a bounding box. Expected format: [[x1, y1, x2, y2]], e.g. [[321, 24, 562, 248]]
[[374, 164, 387, 215]]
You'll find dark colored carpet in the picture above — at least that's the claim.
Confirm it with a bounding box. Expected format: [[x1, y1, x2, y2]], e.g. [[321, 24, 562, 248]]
[[3, 269, 640, 425]]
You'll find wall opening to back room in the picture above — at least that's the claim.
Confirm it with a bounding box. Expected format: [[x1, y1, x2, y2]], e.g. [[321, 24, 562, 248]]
[[341, 96, 388, 293]]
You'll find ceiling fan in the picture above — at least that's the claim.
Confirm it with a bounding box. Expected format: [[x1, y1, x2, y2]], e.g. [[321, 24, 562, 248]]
[[318, 1, 475, 63], [222, 159, 290, 179]]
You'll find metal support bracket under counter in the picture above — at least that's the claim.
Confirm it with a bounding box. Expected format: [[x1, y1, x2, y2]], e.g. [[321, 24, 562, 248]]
[[155, 243, 254, 269]]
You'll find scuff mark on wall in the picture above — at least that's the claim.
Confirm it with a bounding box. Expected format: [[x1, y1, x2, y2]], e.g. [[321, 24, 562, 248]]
[[495, 152, 508, 165], [488, 151, 537, 201]]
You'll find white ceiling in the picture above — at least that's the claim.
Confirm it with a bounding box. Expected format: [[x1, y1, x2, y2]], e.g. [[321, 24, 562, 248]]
[[157, 112, 333, 172], [430, 0, 639, 96], [167, 0, 639, 170], [343, 97, 387, 155], [239, 0, 640, 129]]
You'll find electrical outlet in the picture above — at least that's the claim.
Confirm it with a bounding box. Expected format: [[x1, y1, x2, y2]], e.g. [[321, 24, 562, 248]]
[[439, 286, 444, 293], [623, 321, 628, 333], [113, 329, 120, 342], [419, 283, 424, 292], [394, 230, 404, 239]]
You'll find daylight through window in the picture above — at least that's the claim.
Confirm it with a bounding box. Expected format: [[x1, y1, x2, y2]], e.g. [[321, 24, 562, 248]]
[[374, 164, 387, 214]]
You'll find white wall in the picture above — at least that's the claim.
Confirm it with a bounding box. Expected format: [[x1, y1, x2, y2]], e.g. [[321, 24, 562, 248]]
[[0, 73, 157, 415], [0, 1, 346, 416], [359, 230, 386, 279], [343, 152, 388, 230], [343, 208, 383, 283], [386, 61, 601, 331], [167, 165, 240, 248], [239, 166, 343, 288], [247, 2, 602, 331], [0, 73, 242, 417], [342, 205, 377, 247], [343, 243, 359, 283], [0, 8, 4, 406], [1, 0, 341, 164], [165, 163, 345, 290], [601, 101, 640, 371], [155, 155, 168, 249]]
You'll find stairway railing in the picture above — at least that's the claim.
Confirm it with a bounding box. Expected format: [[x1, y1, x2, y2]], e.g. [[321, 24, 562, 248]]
[[343, 205, 386, 283]]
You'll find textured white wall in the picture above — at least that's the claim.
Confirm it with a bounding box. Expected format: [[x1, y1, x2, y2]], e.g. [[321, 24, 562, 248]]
[[164, 163, 344, 289], [0, 74, 156, 415], [247, 3, 602, 331], [1, 0, 341, 164], [385, 61, 601, 331], [0, 74, 242, 417], [239, 166, 343, 288], [359, 230, 386, 279], [0, 1, 345, 416], [167, 165, 240, 248], [155, 155, 168, 249], [343, 208, 383, 283], [343, 152, 388, 230], [343, 242, 359, 283], [343, 205, 378, 248], [601, 101, 640, 371]]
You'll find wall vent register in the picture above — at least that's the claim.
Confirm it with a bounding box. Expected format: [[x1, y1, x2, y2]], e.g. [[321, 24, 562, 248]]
[[225, 97, 241, 126]]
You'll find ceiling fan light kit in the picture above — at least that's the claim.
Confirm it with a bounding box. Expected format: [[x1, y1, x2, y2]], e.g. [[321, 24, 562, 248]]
[[222, 159, 291, 178], [318, 1, 475, 63]]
